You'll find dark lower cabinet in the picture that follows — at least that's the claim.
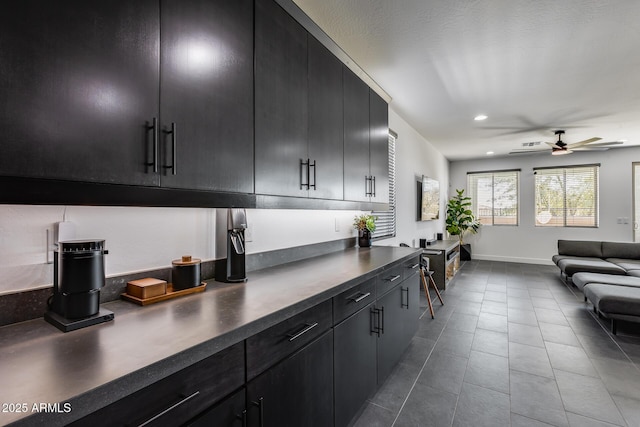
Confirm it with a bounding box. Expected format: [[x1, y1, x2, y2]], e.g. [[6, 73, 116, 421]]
[[376, 275, 420, 385], [334, 303, 377, 427], [188, 388, 246, 427], [70, 342, 245, 427], [247, 330, 334, 427]]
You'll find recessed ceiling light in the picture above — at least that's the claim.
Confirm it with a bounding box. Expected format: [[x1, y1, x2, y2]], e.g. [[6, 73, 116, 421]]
[[486, 151, 494, 155], [474, 114, 488, 121]]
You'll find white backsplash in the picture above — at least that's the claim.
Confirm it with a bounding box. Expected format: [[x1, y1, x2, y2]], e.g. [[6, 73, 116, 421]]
[[0, 205, 362, 294]]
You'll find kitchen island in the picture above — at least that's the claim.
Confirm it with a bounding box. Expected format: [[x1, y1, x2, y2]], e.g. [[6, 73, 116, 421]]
[[0, 246, 422, 426]]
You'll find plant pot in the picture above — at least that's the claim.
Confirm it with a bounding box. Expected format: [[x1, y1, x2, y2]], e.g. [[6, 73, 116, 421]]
[[358, 230, 371, 248], [460, 244, 472, 261]]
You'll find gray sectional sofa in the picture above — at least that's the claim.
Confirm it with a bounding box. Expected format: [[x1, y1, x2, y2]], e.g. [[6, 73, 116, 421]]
[[553, 240, 640, 334]]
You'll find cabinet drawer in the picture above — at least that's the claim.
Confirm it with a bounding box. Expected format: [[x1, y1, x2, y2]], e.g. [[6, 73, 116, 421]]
[[402, 256, 421, 281], [333, 276, 376, 324], [246, 299, 332, 380], [71, 342, 245, 427], [376, 264, 404, 297]]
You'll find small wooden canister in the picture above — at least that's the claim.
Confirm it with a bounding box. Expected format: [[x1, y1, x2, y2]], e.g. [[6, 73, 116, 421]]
[[172, 255, 201, 290]]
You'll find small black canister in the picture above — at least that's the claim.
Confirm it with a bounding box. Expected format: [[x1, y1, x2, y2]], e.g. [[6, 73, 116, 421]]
[[172, 255, 201, 290]]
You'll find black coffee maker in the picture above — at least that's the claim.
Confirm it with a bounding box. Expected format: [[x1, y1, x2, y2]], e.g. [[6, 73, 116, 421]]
[[226, 209, 247, 282], [45, 239, 114, 332]]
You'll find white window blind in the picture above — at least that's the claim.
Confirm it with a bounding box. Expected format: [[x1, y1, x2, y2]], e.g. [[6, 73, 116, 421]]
[[372, 131, 396, 239], [534, 164, 599, 227], [467, 170, 519, 225]]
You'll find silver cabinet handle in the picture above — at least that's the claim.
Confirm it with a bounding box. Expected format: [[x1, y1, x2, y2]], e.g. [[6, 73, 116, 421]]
[[137, 390, 199, 427], [287, 322, 318, 342], [348, 292, 371, 303], [386, 274, 401, 282], [409, 263, 420, 270]]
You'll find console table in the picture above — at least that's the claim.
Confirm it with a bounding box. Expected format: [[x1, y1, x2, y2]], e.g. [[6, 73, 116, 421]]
[[422, 240, 460, 290]]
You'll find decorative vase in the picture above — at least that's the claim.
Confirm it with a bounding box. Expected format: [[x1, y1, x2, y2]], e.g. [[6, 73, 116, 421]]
[[358, 229, 371, 248]]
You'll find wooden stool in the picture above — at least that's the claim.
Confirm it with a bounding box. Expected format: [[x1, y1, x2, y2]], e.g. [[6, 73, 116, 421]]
[[420, 266, 444, 319]]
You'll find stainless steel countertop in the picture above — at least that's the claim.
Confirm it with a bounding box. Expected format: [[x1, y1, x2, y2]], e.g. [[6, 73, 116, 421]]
[[0, 246, 421, 426]]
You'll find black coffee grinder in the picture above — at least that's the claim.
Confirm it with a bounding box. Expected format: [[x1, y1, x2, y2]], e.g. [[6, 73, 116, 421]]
[[45, 239, 114, 332], [226, 208, 247, 282]]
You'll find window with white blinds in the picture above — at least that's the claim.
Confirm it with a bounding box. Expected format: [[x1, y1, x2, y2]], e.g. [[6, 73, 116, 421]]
[[372, 131, 396, 239], [467, 170, 519, 226], [534, 164, 599, 227]]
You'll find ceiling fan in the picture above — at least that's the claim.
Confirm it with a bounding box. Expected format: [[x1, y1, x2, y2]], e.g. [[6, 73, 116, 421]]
[[510, 130, 623, 156]]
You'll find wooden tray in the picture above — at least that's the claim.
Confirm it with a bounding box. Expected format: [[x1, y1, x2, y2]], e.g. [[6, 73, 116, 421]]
[[121, 282, 207, 306]]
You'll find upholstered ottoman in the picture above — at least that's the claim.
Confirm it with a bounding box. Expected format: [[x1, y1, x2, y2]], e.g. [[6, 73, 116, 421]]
[[583, 283, 640, 334]]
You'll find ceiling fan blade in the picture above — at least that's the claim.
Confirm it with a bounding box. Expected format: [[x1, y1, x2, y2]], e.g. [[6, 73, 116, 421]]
[[583, 141, 624, 148], [545, 141, 561, 149], [567, 137, 602, 149], [572, 147, 610, 151], [509, 149, 547, 155]]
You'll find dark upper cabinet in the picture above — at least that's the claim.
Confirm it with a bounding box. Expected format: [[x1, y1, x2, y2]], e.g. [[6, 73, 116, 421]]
[[0, 1, 160, 186], [0, 0, 253, 195], [343, 67, 371, 202], [254, 0, 309, 198], [307, 36, 344, 200], [343, 67, 390, 204], [159, 0, 253, 193], [255, 0, 345, 201], [369, 90, 390, 204]]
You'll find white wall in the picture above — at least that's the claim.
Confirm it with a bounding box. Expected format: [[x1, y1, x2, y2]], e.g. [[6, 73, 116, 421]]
[[449, 146, 640, 264], [378, 108, 450, 247]]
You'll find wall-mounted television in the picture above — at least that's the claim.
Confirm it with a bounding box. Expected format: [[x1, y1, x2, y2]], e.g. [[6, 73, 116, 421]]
[[417, 177, 440, 221]]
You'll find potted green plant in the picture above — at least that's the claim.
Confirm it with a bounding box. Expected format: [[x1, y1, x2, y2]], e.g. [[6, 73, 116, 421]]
[[445, 189, 480, 260], [353, 214, 377, 248]]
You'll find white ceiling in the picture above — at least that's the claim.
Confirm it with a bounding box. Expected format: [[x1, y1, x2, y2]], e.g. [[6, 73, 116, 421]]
[[293, 0, 640, 161]]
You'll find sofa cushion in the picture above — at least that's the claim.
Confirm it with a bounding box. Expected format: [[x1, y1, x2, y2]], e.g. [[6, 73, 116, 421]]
[[606, 258, 640, 272], [558, 240, 602, 258], [557, 258, 626, 277], [583, 283, 640, 317], [553, 254, 591, 266], [629, 270, 640, 278], [572, 272, 640, 291], [602, 242, 640, 260]]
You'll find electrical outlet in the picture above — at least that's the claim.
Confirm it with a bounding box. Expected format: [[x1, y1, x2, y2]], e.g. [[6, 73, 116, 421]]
[[617, 217, 623, 224], [244, 226, 253, 242]]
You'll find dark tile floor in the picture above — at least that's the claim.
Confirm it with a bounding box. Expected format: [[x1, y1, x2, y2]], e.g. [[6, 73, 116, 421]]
[[353, 260, 640, 427]]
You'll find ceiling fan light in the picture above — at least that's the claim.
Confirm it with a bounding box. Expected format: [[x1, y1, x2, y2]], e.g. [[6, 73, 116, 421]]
[[552, 149, 571, 156]]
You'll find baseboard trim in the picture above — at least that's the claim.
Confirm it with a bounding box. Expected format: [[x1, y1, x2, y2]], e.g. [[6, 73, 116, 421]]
[[471, 254, 554, 265]]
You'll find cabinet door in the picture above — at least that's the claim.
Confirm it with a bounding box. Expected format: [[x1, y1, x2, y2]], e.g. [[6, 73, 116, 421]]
[[401, 273, 421, 347], [369, 90, 390, 204], [247, 331, 334, 427], [376, 284, 408, 384], [343, 67, 371, 202], [255, 0, 308, 197], [307, 36, 344, 200], [334, 304, 377, 427], [159, 0, 253, 192], [0, 1, 160, 186], [71, 342, 245, 427], [188, 388, 246, 427]]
